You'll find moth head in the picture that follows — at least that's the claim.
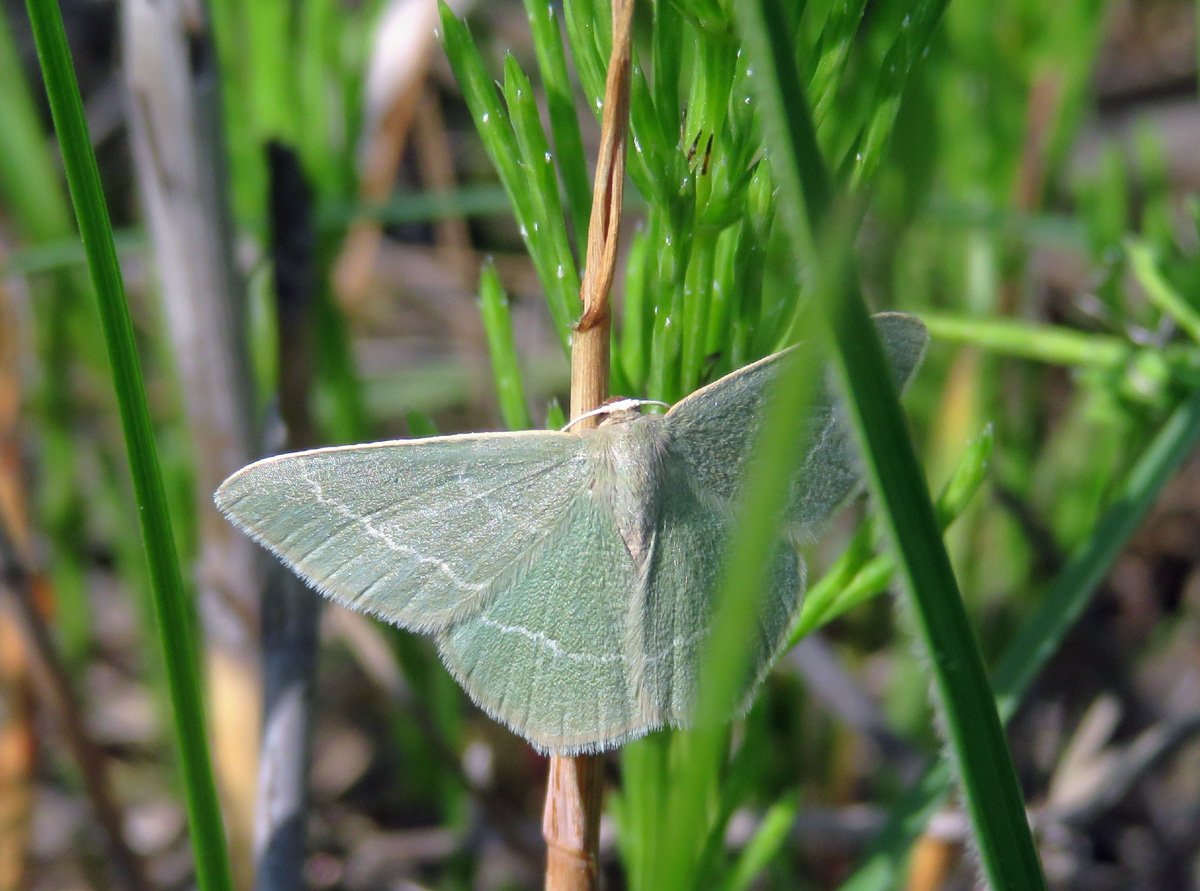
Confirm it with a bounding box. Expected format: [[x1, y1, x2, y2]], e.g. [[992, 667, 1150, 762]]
[[561, 397, 671, 432]]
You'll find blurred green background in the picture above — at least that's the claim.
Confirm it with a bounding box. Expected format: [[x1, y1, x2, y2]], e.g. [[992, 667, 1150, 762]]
[[2, 0, 1200, 888]]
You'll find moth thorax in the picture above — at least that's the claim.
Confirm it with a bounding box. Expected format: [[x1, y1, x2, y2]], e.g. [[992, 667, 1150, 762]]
[[597, 421, 668, 574]]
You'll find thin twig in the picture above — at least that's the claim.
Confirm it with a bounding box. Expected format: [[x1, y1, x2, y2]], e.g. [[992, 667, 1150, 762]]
[[544, 1, 635, 888]]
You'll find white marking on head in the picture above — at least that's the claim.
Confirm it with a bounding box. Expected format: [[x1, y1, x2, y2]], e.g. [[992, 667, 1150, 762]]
[[561, 399, 672, 432]]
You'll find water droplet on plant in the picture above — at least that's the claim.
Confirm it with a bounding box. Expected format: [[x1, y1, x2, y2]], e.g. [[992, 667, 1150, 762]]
[[481, 112, 490, 124], [544, 151, 553, 163], [556, 264, 565, 279], [519, 225, 529, 237]]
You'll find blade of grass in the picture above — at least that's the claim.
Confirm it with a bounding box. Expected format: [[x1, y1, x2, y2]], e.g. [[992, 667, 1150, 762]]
[[793, 423, 993, 640], [2, 229, 149, 276], [501, 54, 582, 314], [479, 261, 533, 430], [923, 313, 1131, 370], [22, 2, 234, 889], [848, 0, 951, 188], [736, 0, 1045, 888], [715, 792, 802, 891], [649, 299, 826, 890], [317, 183, 514, 230], [618, 225, 653, 390], [523, 0, 592, 251], [1127, 240, 1200, 346], [439, 5, 580, 350], [842, 385, 1200, 890]]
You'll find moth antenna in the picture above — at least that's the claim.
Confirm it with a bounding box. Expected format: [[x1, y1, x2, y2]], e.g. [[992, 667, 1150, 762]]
[[701, 133, 714, 175], [685, 128, 703, 163], [560, 398, 671, 431]]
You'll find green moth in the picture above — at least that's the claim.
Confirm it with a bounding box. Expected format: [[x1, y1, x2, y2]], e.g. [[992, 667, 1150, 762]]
[[216, 312, 927, 753]]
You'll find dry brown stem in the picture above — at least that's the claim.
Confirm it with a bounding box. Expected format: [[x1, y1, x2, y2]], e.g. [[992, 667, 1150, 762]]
[[545, 1, 636, 889]]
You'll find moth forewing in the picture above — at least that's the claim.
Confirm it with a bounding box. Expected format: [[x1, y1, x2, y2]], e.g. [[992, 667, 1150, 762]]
[[214, 429, 591, 632]]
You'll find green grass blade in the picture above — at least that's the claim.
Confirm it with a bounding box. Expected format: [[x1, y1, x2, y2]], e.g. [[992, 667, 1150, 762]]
[[990, 389, 1200, 716], [439, 3, 579, 349], [825, 152, 1047, 891], [1127, 239, 1200, 345], [478, 262, 533, 430], [0, 8, 72, 238], [561, 0, 607, 115], [736, 1, 1045, 888], [501, 54, 582, 326], [618, 225, 653, 390], [522, 0, 592, 250], [848, 0, 951, 187], [716, 791, 801, 891], [22, 2, 234, 889], [923, 313, 1131, 370], [653, 319, 825, 890], [843, 387, 1200, 890], [793, 423, 993, 640]]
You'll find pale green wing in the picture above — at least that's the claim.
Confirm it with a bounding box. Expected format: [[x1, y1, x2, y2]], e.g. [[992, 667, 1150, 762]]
[[215, 431, 590, 631], [630, 470, 803, 725], [785, 312, 927, 530], [436, 495, 643, 754], [665, 312, 928, 533], [662, 348, 789, 505]]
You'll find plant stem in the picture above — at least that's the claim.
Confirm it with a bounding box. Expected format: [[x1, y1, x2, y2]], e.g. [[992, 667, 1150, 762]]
[[544, 0, 634, 887]]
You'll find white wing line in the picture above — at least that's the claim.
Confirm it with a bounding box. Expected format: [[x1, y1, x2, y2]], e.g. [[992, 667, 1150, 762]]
[[477, 615, 706, 667], [477, 616, 622, 664], [301, 467, 489, 593]]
